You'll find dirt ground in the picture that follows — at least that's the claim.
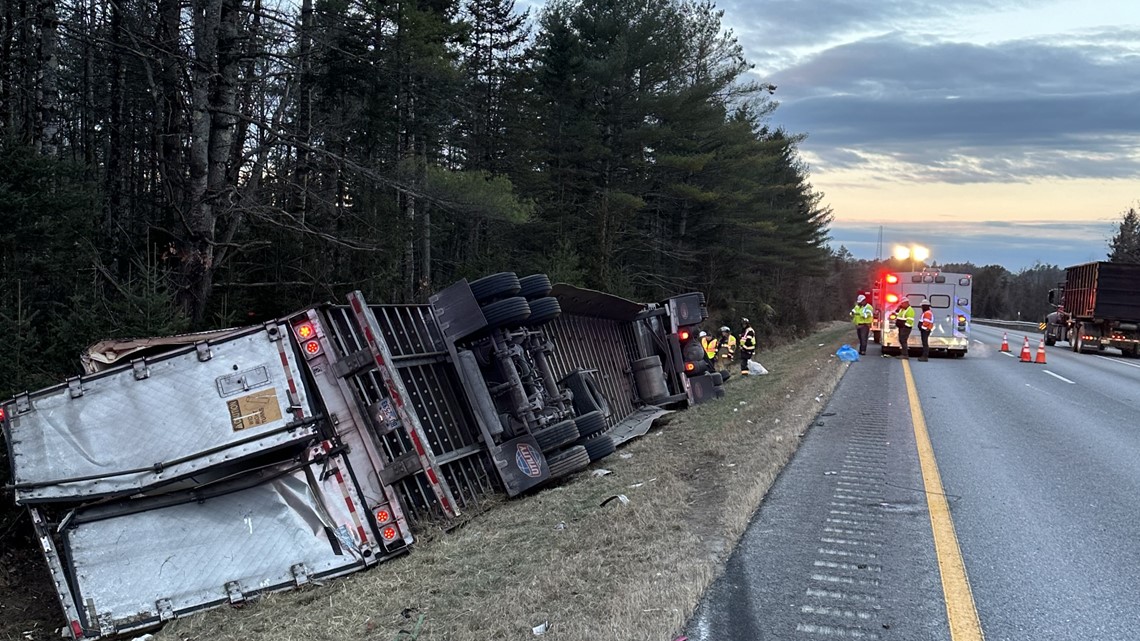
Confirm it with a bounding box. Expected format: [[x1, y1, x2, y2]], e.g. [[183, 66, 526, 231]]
[[0, 322, 854, 641]]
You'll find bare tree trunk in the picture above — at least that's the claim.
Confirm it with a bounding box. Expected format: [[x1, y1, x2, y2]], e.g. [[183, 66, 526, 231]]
[[36, 0, 60, 156], [291, 0, 312, 216]]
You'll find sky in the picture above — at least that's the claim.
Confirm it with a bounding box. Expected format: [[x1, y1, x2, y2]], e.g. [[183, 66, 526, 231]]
[[714, 0, 1140, 270]]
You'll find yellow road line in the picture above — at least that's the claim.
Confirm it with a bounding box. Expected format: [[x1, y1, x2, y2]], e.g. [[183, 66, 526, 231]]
[[902, 360, 986, 641]]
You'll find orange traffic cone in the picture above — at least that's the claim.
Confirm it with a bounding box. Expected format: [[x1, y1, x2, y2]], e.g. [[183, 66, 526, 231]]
[[1035, 337, 1047, 364], [1019, 336, 1032, 362], [1000, 332, 1010, 352]]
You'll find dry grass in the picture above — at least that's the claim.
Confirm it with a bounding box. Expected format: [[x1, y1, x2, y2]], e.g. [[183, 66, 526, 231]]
[[157, 322, 853, 641], [91, 323, 852, 641]]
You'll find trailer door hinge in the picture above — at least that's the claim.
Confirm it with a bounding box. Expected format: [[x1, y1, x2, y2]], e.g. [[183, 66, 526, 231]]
[[156, 598, 175, 621], [67, 378, 84, 399], [15, 393, 31, 414], [291, 563, 310, 587], [225, 581, 245, 605], [196, 342, 213, 362], [132, 359, 150, 380]]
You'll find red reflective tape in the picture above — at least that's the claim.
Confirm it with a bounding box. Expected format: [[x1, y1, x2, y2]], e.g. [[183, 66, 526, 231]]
[[344, 496, 356, 513], [441, 496, 453, 513], [333, 470, 345, 483], [357, 525, 369, 544], [351, 296, 363, 314], [364, 326, 375, 345], [426, 468, 439, 485], [410, 433, 426, 456], [71, 621, 83, 637]]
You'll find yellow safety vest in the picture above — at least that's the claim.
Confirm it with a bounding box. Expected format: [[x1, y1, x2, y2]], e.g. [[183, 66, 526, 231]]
[[701, 336, 718, 359], [718, 334, 737, 358], [896, 306, 915, 328], [851, 303, 873, 325]]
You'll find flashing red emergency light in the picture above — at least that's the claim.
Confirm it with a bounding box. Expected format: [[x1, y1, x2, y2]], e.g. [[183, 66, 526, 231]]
[[885, 274, 899, 284], [376, 509, 392, 524], [382, 526, 398, 541], [886, 294, 899, 303]]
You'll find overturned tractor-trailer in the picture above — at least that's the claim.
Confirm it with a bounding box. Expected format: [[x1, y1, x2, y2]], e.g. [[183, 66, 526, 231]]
[[2, 273, 722, 639]]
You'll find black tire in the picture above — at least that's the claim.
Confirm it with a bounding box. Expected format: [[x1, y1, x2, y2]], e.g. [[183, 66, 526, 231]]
[[574, 410, 607, 438], [533, 419, 580, 453], [1044, 332, 1056, 347], [577, 434, 615, 462], [517, 274, 553, 300], [525, 296, 562, 326], [547, 445, 591, 479], [470, 272, 521, 303], [872, 329, 881, 344], [1075, 324, 1085, 353], [481, 296, 531, 328]]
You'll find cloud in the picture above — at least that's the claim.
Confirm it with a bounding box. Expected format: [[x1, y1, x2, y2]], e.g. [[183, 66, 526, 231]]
[[829, 219, 1116, 269], [764, 32, 1140, 182]]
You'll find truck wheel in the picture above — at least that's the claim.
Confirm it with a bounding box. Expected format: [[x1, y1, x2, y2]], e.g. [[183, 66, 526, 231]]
[[482, 296, 531, 328], [576, 434, 615, 462], [872, 330, 881, 344], [1075, 325, 1086, 353], [534, 419, 580, 452], [546, 446, 591, 479], [574, 410, 607, 439], [525, 296, 561, 326], [1044, 331, 1055, 347], [470, 272, 521, 303], [517, 274, 553, 300]]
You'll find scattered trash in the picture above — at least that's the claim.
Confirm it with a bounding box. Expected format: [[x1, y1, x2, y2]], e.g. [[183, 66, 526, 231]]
[[747, 360, 769, 375], [619, 453, 633, 459], [738, 401, 747, 405], [629, 478, 657, 488], [746, 419, 753, 424], [725, 463, 736, 467], [818, 343, 825, 347], [733, 408, 738, 412], [394, 613, 426, 640], [814, 395, 822, 403], [533, 621, 549, 635], [836, 344, 860, 362], [591, 469, 612, 478], [774, 419, 780, 424], [600, 494, 630, 507], [553, 522, 566, 530]]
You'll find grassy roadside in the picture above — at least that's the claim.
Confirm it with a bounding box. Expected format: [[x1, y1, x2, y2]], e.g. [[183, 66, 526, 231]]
[[149, 321, 854, 641]]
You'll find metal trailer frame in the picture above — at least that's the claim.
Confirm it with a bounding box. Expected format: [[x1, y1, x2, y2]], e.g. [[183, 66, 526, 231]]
[[3, 323, 320, 504], [43, 448, 395, 639]]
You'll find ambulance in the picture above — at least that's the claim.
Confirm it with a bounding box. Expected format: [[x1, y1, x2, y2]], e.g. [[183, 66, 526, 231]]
[[877, 270, 972, 357]]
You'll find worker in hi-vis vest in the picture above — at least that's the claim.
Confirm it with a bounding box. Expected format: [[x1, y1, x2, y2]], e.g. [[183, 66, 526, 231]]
[[850, 294, 874, 355], [716, 326, 737, 373], [739, 318, 757, 374], [700, 331, 718, 360], [894, 298, 915, 358], [918, 299, 934, 362]]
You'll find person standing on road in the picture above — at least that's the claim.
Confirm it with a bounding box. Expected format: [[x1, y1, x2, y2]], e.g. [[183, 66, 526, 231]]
[[895, 298, 915, 358], [739, 318, 757, 374], [918, 299, 934, 362], [850, 294, 874, 355]]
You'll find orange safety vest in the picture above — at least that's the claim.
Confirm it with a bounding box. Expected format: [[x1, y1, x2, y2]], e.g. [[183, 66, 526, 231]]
[[920, 309, 934, 331]]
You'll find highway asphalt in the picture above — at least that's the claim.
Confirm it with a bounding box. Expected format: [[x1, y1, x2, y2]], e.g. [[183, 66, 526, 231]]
[[685, 324, 1140, 640]]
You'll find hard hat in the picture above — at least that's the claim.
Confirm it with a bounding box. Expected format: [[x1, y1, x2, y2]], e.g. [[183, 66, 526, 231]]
[[856, 294, 866, 303], [720, 326, 730, 332], [741, 317, 750, 324], [921, 299, 931, 306], [699, 331, 708, 338]]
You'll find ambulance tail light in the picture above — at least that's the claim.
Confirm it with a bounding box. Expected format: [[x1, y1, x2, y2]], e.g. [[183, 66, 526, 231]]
[[293, 318, 323, 359]]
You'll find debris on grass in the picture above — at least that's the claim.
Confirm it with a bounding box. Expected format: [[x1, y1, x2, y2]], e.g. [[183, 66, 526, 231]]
[[600, 494, 631, 507], [532, 621, 549, 636]]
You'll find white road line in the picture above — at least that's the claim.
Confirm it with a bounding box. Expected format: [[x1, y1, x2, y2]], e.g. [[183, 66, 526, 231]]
[[972, 339, 984, 344], [1001, 352, 1016, 358], [1043, 370, 1076, 384], [1094, 354, 1140, 370]]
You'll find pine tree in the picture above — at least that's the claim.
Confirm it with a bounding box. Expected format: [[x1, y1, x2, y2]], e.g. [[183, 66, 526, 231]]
[[1108, 206, 1140, 264]]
